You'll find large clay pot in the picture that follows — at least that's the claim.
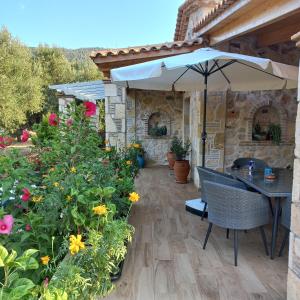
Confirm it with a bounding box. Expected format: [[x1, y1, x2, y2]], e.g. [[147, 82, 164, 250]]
[[167, 152, 176, 170], [174, 160, 190, 184]]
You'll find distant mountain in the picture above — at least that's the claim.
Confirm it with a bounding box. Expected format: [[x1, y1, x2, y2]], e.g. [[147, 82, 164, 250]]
[[29, 47, 104, 62], [60, 47, 104, 62]]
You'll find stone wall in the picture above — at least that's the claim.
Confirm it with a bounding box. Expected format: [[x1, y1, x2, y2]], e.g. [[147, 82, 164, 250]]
[[104, 84, 126, 149], [127, 89, 183, 165], [287, 32, 300, 300], [225, 89, 297, 169]]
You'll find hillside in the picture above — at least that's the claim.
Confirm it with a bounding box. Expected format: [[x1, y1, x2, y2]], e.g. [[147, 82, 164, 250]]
[[30, 47, 104, 62], [60, 47, 104, 62]]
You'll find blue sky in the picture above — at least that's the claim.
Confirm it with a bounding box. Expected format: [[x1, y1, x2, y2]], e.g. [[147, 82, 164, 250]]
[[1, 0, 184, 49]]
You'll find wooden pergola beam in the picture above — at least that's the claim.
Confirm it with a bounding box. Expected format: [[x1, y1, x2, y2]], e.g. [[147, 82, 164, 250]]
[[196, 0, 300, 46]]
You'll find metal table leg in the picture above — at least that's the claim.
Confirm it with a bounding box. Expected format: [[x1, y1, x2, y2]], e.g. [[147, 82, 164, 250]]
[[270, 197, 281, 259]]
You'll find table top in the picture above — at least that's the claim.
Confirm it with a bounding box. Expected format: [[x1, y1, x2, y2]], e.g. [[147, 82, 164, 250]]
[[226, 167, 293, 198]]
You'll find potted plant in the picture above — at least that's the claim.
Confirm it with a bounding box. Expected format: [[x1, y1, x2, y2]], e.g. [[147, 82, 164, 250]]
[[171, 137, 191, 183], [268, 123, 281, 145], [167, 141, 176, 170], [131, 142, 145, 168]]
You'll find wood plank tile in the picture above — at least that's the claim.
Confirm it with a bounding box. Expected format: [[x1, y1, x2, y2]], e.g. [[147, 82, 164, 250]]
[[104, 167, 287, 300]]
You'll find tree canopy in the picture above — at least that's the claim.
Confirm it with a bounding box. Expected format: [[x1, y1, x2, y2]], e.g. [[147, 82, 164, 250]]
[[0, 28, 43, 132], [0, 28, 103, 132]]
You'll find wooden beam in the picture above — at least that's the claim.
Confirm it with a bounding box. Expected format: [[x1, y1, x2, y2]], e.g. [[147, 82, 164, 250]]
[[256, 15, 300, 47], [199, 0, 300, 45]]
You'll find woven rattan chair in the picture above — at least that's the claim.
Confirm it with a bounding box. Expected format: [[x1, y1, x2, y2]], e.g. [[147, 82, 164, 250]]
[[197, 167, 246, 221], [202, 180, 270, 266], [278, 196, 291, 256], [233, 157, 269, 170]]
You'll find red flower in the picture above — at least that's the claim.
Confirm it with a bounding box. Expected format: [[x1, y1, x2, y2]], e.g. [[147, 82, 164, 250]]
[[21, 130, 30, 142], [0, 215, 14, 235], [48, 113, 59, 126], [66, 118, 73, 127], [21, 188, 31, 202], [83, 102, 96, 117], [0, 136, 14, 148], [0, 136, 6, 148], [25, 224, 31, 231]]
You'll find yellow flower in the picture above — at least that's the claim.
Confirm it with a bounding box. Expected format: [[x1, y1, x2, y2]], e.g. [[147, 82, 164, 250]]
[[133, 143, 141, 149], [32, 195, 43, 203], [93, 205, 108, 216], [126, 160, 132, 166], [49, 167, 55, 172], [42, 174, 48, 178], [129, 192, 140, 203], [105, 147, 112, 152], [69, 234, 85, 255], [59, 186, 64, 191], [104, 139, 110, 144], [70, 167, 77, 173], [53, 182, 59, 187], [41, 255, 50, 265], [66, 195, 73, 202]]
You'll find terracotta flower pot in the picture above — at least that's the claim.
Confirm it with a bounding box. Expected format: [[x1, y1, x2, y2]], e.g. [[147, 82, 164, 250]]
[[167, 152, 176, 170], [174, 160, 190, 184]]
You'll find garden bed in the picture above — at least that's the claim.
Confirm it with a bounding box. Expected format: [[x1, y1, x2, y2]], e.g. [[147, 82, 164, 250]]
[[0, 103, 142, 299]]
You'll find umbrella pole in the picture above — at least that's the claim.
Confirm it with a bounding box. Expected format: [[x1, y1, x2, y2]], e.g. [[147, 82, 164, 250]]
[[201, 70, 208, 167]]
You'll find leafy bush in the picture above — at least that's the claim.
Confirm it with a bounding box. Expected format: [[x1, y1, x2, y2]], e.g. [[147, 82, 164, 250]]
[[0, 102, 140, 299], [170, 137, 190, 160]]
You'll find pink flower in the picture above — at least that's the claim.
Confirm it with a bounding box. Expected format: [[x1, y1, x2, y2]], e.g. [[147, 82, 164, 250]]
[[48, 113, 59, 126], [25, 224, 31, 231], [44, 277, 49, 288], [0, 136, 6, 148], [21, 130, 30, 142], [83, 102, 96, 117], [0, 215, 14, 235], [66, 118, 73, 127], [21, 188, 31, 202]]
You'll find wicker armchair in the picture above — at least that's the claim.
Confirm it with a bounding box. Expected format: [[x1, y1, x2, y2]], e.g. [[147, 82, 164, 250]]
[[233, 157, 269, 170], [197, 166, 246, 221], [278, 196, 291, 256], [202, 180, 270, 266]]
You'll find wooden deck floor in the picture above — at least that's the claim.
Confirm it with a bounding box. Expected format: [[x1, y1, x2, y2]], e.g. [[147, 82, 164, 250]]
[[105, 166, 288, 300]]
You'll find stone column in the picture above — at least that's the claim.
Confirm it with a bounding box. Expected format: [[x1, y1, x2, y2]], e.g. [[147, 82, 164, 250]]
[[288, 32, 300, 300], [126, 90, 136, 143], [58, 96, 75, 114], [104, 83, 126, 149]]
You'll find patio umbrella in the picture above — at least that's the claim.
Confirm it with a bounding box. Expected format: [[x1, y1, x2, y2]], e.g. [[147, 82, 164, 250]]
[[111, 47, 298, 167]]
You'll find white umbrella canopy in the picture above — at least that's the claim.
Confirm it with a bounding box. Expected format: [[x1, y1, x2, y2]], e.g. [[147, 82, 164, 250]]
[[111, 47, 299, 166], [111, 47, 298, 92]]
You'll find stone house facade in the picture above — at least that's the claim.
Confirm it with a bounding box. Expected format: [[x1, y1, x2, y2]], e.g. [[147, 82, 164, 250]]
[[91, 0, 300, 185], [55, 1, 300, 297]]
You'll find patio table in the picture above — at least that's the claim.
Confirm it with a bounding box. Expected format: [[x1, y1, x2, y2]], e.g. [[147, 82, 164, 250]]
[[226, 167, 293, 259]]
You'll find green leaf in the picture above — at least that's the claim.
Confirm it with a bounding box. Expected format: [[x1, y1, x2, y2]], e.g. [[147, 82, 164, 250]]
[[22, 249, 39, 257], [0, 245, 8, 266], [5, 249, 17, 265], [77, 194, 86, 204], [15, 256, 39, 271], [103, 186, 116, 198], [9, 278, 35, 299]]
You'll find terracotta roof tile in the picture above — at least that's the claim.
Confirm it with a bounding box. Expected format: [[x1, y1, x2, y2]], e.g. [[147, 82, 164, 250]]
[[174, 0, 238, 41], [193, 0, 238, 33], [90, 38, 203, 58]]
